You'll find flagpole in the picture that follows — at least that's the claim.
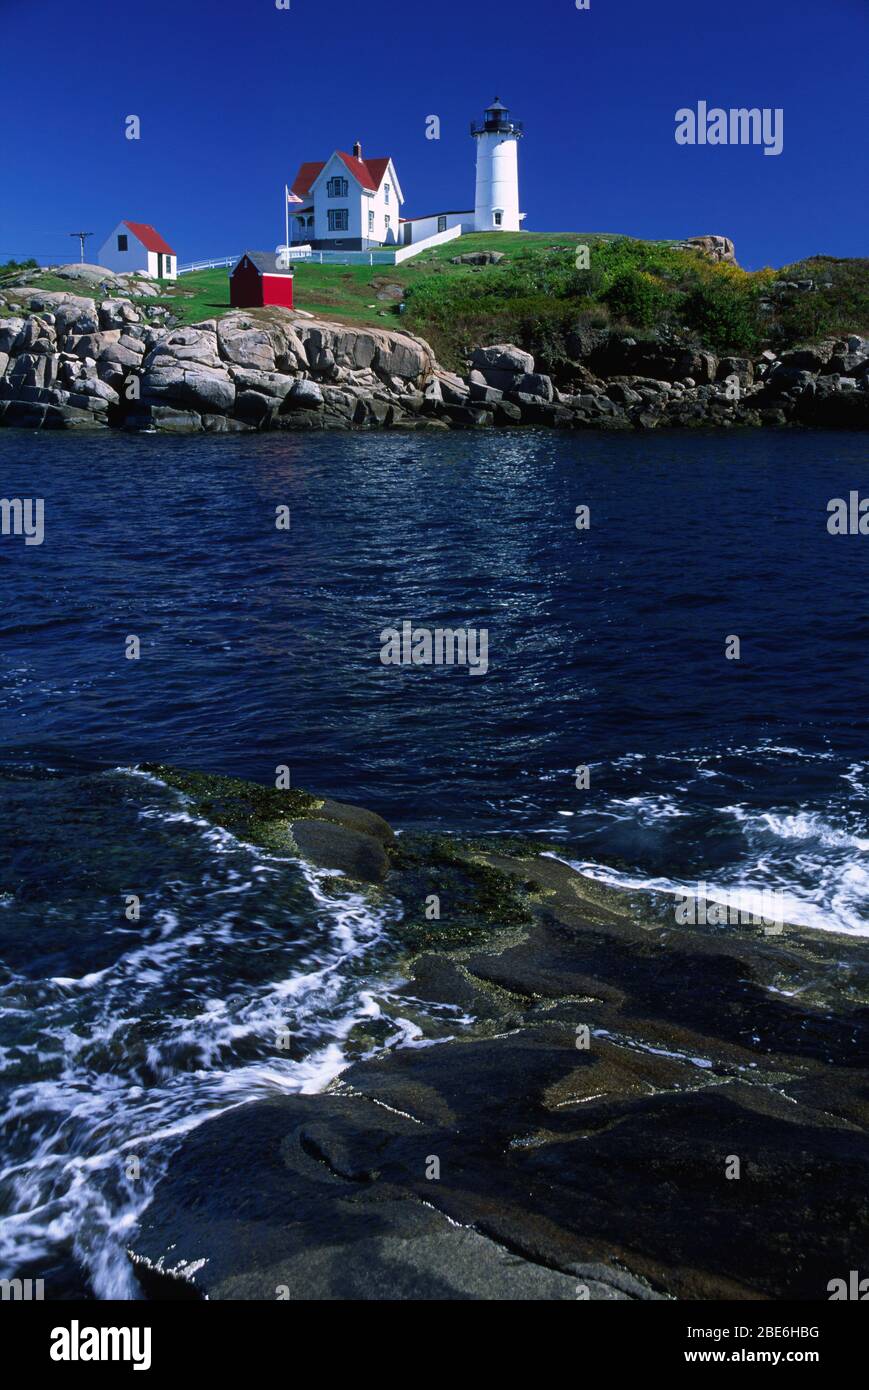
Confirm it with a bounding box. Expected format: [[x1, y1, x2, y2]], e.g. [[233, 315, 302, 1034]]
[[284, 184, 289, 261]]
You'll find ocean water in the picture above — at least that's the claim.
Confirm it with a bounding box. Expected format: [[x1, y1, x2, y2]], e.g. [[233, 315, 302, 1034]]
[[1, 425, 868, 1295]]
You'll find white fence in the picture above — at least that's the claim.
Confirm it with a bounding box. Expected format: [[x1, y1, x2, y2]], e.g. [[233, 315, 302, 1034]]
[[293, 224, 464, 268], [394, 223, 464, 263], [275, 245, 314, 265], [177, 225, 464, 276], [177, 256, 238, 275]]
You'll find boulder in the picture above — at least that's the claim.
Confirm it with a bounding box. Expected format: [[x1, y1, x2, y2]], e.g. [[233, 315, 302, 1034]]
[[493, 399, 523, 425], [124, 404, 203, 432], [511, 372, 554, 402], [470, 343, 535, 375], [202, 413, 254, 433], [606, 381, 643, 407], [5, 353, 47, 389], [469, 381, 504, 404], [52, 263, 122, 285], [681, 235, 737, 265], [53, 297, 100, 338], [297, 324, 374, 373], [676, 349, 718, 384], [141, 363, 235, 413], [217, 317, 278, 372], [286, 379, 323, 409], [98, 299, 140, 330], [717, 356, 754, 386], [443, 404, 494, 427], [227, 367, 294, 400], [519, 401, 574, 427], [234, 390, 276, 425], [0, 318, 26, 354], [565, 326, 611, 362], [780, 342, 835, 372], [450, 251, 505, 266], [434, 370, 470, 405], [72, 377, 120, 406], [146, 325, 221, 369], [827, 350, 867, 377], [765, 365, 815, 395], [374, 333, 433, 382], [63, 331, 118, 360], [98, 343, 144, 368]]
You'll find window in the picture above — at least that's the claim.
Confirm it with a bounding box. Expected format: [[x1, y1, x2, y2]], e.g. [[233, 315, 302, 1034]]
[[328, 208, 349, 232], [117, 234, 128, 251], [165, 257, 172, 274], [384, 183, 390, 205], [384, 215, 390, 231], [437, 215, 447, 233], [494, 211, 503, 227], [327, 177, 348, 197], [368, 210, 375, 233]]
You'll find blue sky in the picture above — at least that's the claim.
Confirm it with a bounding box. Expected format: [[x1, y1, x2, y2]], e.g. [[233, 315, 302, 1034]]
[[2, 0, 866, 270]]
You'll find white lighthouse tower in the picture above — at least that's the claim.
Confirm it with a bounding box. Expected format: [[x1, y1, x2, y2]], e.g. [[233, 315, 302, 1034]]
[[472, 98, 524, 233]]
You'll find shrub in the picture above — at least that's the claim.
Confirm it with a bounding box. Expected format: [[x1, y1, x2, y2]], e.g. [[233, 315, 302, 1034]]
[[681, 279, 762, 353], [604, 269, 673, 328]]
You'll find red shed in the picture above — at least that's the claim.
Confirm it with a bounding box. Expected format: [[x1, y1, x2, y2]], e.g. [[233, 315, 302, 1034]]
[[230, 251, 294, 309]]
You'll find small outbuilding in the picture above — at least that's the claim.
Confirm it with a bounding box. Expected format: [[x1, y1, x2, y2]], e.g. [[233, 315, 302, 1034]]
[[230, 251, 295, 310], [98, 221, 177, 279]]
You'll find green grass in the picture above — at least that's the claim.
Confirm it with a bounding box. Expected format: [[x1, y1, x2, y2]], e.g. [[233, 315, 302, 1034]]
[[4, 235, 867, 369]]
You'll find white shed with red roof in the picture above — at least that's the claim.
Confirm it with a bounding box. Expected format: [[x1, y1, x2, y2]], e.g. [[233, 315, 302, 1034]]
[[97, 221, 177, 279]]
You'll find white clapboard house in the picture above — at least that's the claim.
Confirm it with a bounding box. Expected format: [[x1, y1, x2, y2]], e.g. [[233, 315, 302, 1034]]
[[288, 145, 404, 251]]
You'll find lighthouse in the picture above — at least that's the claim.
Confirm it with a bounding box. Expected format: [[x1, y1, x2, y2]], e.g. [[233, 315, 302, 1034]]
[[471, 98, 524, 233]]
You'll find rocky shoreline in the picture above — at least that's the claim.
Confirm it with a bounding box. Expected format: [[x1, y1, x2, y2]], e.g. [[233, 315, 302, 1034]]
[[127, 768, 869, 1301], [1, 284, 867, 433]]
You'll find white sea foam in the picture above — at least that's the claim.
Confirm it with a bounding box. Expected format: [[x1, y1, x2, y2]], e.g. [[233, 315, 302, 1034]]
[[549, 790, 869, 939], [0, 770, 459, 1299]]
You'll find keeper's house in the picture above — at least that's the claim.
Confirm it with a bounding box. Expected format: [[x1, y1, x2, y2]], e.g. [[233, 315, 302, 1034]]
[[230, 252, 295, 310], [98, 221, 177, 279], [289, 144, 403, 251]]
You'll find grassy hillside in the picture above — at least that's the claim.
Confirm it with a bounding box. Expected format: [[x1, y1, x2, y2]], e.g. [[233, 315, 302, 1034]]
[[6, 234, 868, 370], [166, 234, 869, 367]]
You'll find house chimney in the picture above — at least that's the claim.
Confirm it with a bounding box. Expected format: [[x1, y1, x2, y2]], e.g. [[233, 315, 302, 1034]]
[[353, 141, 362, 159]]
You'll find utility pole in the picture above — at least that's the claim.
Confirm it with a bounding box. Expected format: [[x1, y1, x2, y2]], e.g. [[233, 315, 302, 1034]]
[[69, 231, 94, 264]]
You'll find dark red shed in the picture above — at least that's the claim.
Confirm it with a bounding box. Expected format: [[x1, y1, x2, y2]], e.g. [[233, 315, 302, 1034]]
[[230, 251, 295, 310]]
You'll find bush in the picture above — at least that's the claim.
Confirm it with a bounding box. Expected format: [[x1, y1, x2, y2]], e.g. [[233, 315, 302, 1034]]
[[771, 257, 869, 342], [401, 235, 868, 367], [0, 257, 37, 279], [681, 279, 762, 353], [604, 269, 673, 328]]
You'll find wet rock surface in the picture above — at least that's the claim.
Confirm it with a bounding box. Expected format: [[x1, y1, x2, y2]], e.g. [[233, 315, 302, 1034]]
[[128, 775, 869, 1301]]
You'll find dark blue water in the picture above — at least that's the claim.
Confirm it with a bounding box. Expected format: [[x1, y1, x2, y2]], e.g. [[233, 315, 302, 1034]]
[[1, 425, 868, 1294]]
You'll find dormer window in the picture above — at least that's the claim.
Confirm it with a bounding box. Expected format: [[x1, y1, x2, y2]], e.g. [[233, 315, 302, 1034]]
[[327, 177, 349, 198]]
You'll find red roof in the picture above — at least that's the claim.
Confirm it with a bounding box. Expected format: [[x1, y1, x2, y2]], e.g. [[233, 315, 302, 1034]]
[[290, 153, 392, 197], [363, 157, 391, 189], [290, 161, 326, 198], [124, 221, 175, 255]]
